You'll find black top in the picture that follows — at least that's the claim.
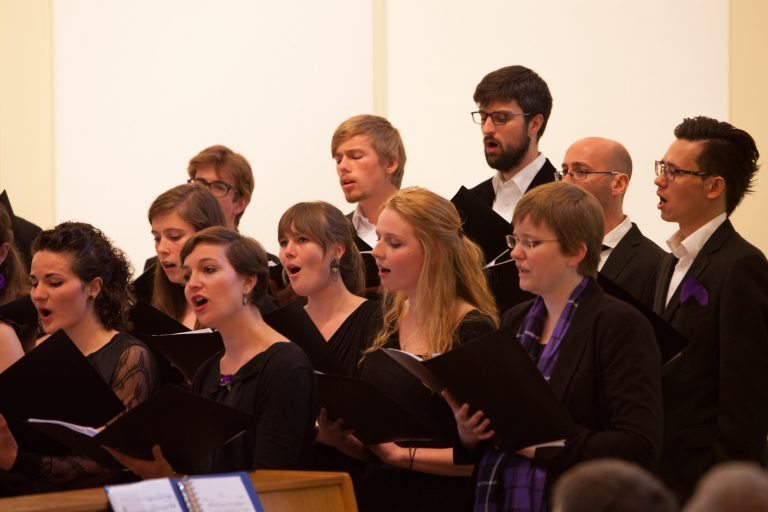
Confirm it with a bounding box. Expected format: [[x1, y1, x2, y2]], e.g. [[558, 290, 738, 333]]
[[358, 310, 496, 512], [191, 342, 318, 473], [8, 333, 157, 491], [328, 299, 382, 376]]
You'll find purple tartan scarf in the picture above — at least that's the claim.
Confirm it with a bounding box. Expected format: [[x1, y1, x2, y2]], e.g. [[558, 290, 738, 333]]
[[473, 277, 589, 512]]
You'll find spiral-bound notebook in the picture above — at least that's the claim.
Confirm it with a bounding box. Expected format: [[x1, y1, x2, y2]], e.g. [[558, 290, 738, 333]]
[[105, 471, 263, 512]]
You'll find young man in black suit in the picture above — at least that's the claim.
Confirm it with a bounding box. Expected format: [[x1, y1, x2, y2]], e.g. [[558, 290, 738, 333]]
[[468, 65, 556, 221], [653, 116, 768, 504], [559, 137, 666, 308]]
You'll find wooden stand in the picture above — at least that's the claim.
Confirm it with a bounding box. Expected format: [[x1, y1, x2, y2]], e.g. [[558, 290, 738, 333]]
[[0, 470, 358, 512]]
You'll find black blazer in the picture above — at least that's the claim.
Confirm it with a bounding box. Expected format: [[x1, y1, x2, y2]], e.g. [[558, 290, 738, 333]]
[[503, 280, 662, 484], [469, 158, 556, 210], [600, 223, 667, 309], [653, 220, 768, 503]]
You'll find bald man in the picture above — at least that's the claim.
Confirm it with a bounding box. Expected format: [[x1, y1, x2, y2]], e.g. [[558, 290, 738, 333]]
[[559, 137, 666, 307]]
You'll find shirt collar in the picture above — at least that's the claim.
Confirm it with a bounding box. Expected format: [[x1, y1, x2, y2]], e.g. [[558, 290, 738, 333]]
[[491, 153, 547, 195], [666, 212, 727, 260], [602, 216, 633, 250]]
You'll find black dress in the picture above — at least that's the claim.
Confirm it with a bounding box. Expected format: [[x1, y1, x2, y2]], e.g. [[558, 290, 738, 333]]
[[327, 299, 382, 376], [312, 300, 383, 491], [191, 341, 318, 473], [357, 310, 496, 512], [4, 333, 158, 494]]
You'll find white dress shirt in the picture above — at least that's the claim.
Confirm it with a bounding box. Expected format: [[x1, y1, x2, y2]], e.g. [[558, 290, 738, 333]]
[[351, 204, 378, 248], [491, 153, 547, 221], [665, 212, 727, 305]]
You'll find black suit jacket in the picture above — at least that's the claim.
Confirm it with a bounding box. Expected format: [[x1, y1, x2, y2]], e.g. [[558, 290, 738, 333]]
[[653, 220, 768, 503], [345, 211, 381, 290], [601, 223, 666, 309], [502, 280, 662, 486], [469, 158, 556, 211]]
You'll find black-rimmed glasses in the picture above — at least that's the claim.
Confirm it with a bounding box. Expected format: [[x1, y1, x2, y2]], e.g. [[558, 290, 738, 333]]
[[654, 160, 712, 181], [471, 111, 530, 126], [187, 178, 234, 198]]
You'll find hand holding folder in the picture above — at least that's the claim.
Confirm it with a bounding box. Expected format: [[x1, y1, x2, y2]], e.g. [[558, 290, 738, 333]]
[[381, 328, 577, 452], [316, 348, 458, 445], [26, 385, 253, 474]]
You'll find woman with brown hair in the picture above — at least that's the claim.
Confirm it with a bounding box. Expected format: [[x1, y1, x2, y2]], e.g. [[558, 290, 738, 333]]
[[146, 184, 227, 327], [277, 201, 380, 374]]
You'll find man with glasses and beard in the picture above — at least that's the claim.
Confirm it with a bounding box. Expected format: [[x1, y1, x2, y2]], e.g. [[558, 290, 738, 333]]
[[468, 65, 556, 221]]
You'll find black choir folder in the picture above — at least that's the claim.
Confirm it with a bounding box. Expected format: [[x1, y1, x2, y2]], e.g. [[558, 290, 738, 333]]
[[0, 294, 40, 352], [26, 385, 253, 473], [596, 274, 688, 365], [450, 186, 534, 311], [0, 329, 125, 426], [264, 301, 347, 376], [316, 350, 456, 445], [129, 301, 224, 382], [352, 235, 382, 289], [381, 328, 577, 452], [105, 471, 264, 512]]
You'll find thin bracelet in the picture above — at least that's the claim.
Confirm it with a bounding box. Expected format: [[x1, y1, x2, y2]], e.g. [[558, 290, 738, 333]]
[[408, 447, 417, 470]]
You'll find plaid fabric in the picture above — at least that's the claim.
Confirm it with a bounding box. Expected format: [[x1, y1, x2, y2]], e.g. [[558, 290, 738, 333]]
[[473, 277, 589, 512]]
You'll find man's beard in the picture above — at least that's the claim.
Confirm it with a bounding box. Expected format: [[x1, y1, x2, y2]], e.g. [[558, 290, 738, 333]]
[[485, 133, 531, 173]]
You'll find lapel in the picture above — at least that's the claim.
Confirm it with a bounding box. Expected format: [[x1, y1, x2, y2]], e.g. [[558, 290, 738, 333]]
[[657, 220, 734, 320], [470, 179, 496, 208], [600, 223, 640, 280], [653, 253, 676, 315], [547, 280, 601, 401], [526, 158, 557, 192]]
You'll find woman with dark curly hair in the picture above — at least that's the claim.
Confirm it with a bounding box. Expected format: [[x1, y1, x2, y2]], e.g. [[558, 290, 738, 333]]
[[0, 221, 158, 494]]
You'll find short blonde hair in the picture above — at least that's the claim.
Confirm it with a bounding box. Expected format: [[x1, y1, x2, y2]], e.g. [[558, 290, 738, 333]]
[[331, 114, 406, 188]]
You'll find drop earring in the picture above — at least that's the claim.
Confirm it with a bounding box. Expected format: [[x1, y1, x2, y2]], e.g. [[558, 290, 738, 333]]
[[330, 258, 340, 281]]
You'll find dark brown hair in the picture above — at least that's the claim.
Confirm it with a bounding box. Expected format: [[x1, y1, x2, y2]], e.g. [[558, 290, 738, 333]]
[[181, 227, 269, 306], [277, 201, 365, 295], [32, 222, 133, 331]]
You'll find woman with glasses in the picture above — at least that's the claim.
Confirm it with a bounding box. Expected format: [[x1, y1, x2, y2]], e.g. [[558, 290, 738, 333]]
[[322, 187, 499, 512], [451, 182, 662, 512]]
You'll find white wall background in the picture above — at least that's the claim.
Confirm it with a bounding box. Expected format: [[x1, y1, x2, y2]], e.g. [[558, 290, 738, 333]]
[[53, 0, 728, 273]]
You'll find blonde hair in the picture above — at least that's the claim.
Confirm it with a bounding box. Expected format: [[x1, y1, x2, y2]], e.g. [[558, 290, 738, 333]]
[[331, 114, 406, 188], [366, 187, 498, 356]]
